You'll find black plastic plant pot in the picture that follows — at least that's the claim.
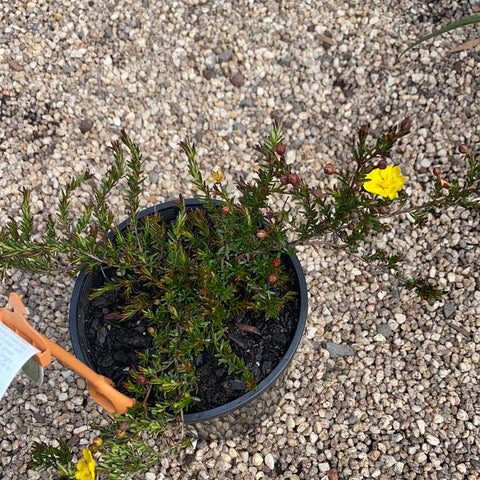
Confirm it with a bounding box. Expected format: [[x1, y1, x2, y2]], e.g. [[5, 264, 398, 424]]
[[69, 199, 308, 439]]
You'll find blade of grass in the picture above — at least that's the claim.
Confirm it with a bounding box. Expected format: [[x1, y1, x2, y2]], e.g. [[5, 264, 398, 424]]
[[398, 14, 480, 59]]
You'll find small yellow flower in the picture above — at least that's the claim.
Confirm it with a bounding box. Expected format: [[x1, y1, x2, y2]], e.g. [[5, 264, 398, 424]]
[[207, 168, 224, 183], [364, 165, 405, 200], [75, 449, 95, 480]]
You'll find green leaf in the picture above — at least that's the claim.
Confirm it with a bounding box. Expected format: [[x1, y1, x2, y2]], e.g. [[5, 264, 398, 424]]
[[28, 440, 74, 477]]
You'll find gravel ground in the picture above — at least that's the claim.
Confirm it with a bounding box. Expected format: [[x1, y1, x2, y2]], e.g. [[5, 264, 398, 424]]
[[1, 1, 480, 479]]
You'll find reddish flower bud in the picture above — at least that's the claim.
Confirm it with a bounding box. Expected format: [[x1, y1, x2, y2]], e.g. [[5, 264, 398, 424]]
[[136, 374, 148, 386], [312, 188, 322, 198], [377, 206, 389, 214], [221, 205, 230, 215], [89, 437, 103, 452], [119, 421, 131, 431], [324, 163, 334, 175], [147, 326, 155, 335], [377, 158, 387, 169], [91, 437, 103, 448], [280, 175, 289, 185], [359, 124, 370, 137], [288, 173, 300, 186], [272, 257, 281, 268], [256, 229, 268, 239], [114, 429, 126, 439], [400, 118, 411, 132], [267, 274, 277, 283], [438, 178, 449, 189], [432, 167, 441, 177], [458, 144, 469, 155], [276, 143, 287, 156]]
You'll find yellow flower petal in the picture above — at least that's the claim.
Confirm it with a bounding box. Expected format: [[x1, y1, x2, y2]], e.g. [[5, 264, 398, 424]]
[[364, 165, 405, 200], [75, 449, 95, 480]]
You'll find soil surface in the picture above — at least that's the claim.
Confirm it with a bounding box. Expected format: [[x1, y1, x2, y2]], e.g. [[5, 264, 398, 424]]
[[82, 271, 300, 413]]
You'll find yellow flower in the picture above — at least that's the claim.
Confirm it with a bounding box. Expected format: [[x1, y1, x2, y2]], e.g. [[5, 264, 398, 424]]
[[75, 449, 95, 480], [207, 168, 224, 183], [364, 165, 405, 200]]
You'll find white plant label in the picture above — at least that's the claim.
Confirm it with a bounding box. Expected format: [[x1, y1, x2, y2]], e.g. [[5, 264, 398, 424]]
[[0, 322, 42, 399]]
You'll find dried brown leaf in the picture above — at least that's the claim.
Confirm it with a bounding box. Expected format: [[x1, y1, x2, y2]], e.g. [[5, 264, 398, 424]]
[[5, 56, 23, 71], [104, 311, 123, 321], [449, 38, 480, 53], [235, 323, 261, 335], [315, 33, 335, 46]]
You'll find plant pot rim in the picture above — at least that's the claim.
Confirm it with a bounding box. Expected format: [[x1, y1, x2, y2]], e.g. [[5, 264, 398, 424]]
[[69, 199, 308, 423]]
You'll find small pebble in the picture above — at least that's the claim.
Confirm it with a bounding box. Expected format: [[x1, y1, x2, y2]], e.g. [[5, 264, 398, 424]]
[[230, 73, 245, 87], [425, 433, 440, 446], [325, 341, 355, 358], [377, 324, 392, 338], [252, 453, 263, 467], [264, 453, 275, 470], [79, 119, 94, 134], [443, 302, 455, 319], [218, 49, 233, 62]]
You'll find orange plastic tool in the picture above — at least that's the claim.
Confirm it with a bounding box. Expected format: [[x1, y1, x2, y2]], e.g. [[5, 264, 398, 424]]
[[0, 293, 136, 414]]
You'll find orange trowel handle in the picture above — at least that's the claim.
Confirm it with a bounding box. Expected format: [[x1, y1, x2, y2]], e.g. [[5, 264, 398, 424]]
[[1, 293, 135, 414], [45, 337, 136, 414]]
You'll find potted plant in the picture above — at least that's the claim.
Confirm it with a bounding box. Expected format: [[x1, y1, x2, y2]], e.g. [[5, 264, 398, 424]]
[[1, 120, 479, 479], [68, 197, 309, 439]]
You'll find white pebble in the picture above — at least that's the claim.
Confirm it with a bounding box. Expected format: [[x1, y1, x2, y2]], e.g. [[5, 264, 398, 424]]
[[318, 463, 330, 472], [264, 453, 275, 470], [415, 452, 427, 463], [416, 419, 426, 435], [425, 433, 440, 446], [35, 394, 48, 404], [457, 409, 469, 421]]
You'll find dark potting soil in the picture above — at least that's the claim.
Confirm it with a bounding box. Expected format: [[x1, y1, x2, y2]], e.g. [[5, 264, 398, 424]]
[[83, 276, 300, 413]]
